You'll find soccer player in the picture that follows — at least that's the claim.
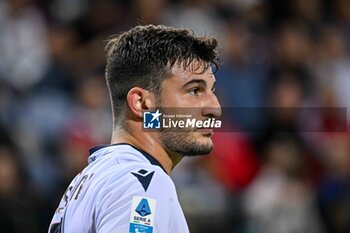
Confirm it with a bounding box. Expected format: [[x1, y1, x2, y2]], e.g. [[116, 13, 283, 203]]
[[49, 25, 221, 233]]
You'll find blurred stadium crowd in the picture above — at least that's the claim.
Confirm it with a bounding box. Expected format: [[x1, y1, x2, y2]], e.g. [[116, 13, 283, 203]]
[[1, 0, 350, 232]]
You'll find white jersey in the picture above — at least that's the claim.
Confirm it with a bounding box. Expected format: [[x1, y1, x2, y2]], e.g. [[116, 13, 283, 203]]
[[49, 143, 189, 233]]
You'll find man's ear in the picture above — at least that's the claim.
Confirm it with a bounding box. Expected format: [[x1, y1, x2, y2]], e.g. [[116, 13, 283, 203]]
[[127, 87, 156, 118]]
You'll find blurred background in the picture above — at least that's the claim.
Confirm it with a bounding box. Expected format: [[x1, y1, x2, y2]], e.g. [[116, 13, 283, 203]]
[[1, 0, 350, 232]]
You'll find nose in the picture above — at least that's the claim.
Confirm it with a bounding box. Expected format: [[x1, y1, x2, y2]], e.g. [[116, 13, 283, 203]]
[[202, 92, 222, 118]]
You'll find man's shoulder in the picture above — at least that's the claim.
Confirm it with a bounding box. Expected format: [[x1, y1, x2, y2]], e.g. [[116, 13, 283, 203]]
[[128, 164, 174, 192], [94, 162, 176, 215], [88, 145, 170, 187], [101, 162, 174, 195], [87, 145, 176, 202]]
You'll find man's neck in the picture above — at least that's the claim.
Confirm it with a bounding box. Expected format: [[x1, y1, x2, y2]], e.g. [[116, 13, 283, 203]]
[[110, 127, 182, 174]]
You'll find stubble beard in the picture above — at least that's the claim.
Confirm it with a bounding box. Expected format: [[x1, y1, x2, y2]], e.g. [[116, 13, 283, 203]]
[[157, 106, 213, 156], [159, 130, 213, 157]]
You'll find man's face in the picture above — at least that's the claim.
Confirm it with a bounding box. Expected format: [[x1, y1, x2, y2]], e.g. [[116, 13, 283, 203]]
[[156, 61, 221, 156]]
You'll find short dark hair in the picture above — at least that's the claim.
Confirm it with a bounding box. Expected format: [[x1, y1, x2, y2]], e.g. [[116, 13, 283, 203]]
[[105, 24, 219, 126]]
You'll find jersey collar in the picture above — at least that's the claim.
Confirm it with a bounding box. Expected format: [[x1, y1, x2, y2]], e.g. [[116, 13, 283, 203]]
[[88, 143, 167, 173]]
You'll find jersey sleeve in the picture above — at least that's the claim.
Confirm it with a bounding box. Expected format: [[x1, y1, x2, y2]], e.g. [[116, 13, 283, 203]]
[[94, 166, 188, 233]]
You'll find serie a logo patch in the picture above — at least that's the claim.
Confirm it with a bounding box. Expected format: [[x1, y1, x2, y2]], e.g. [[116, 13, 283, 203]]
[[129, 196, 156, 233]]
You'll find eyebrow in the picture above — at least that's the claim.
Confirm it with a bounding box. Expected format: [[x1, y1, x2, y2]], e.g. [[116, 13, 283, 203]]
[[183, 79, 207, 89], [183, 79, 216, 91]]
